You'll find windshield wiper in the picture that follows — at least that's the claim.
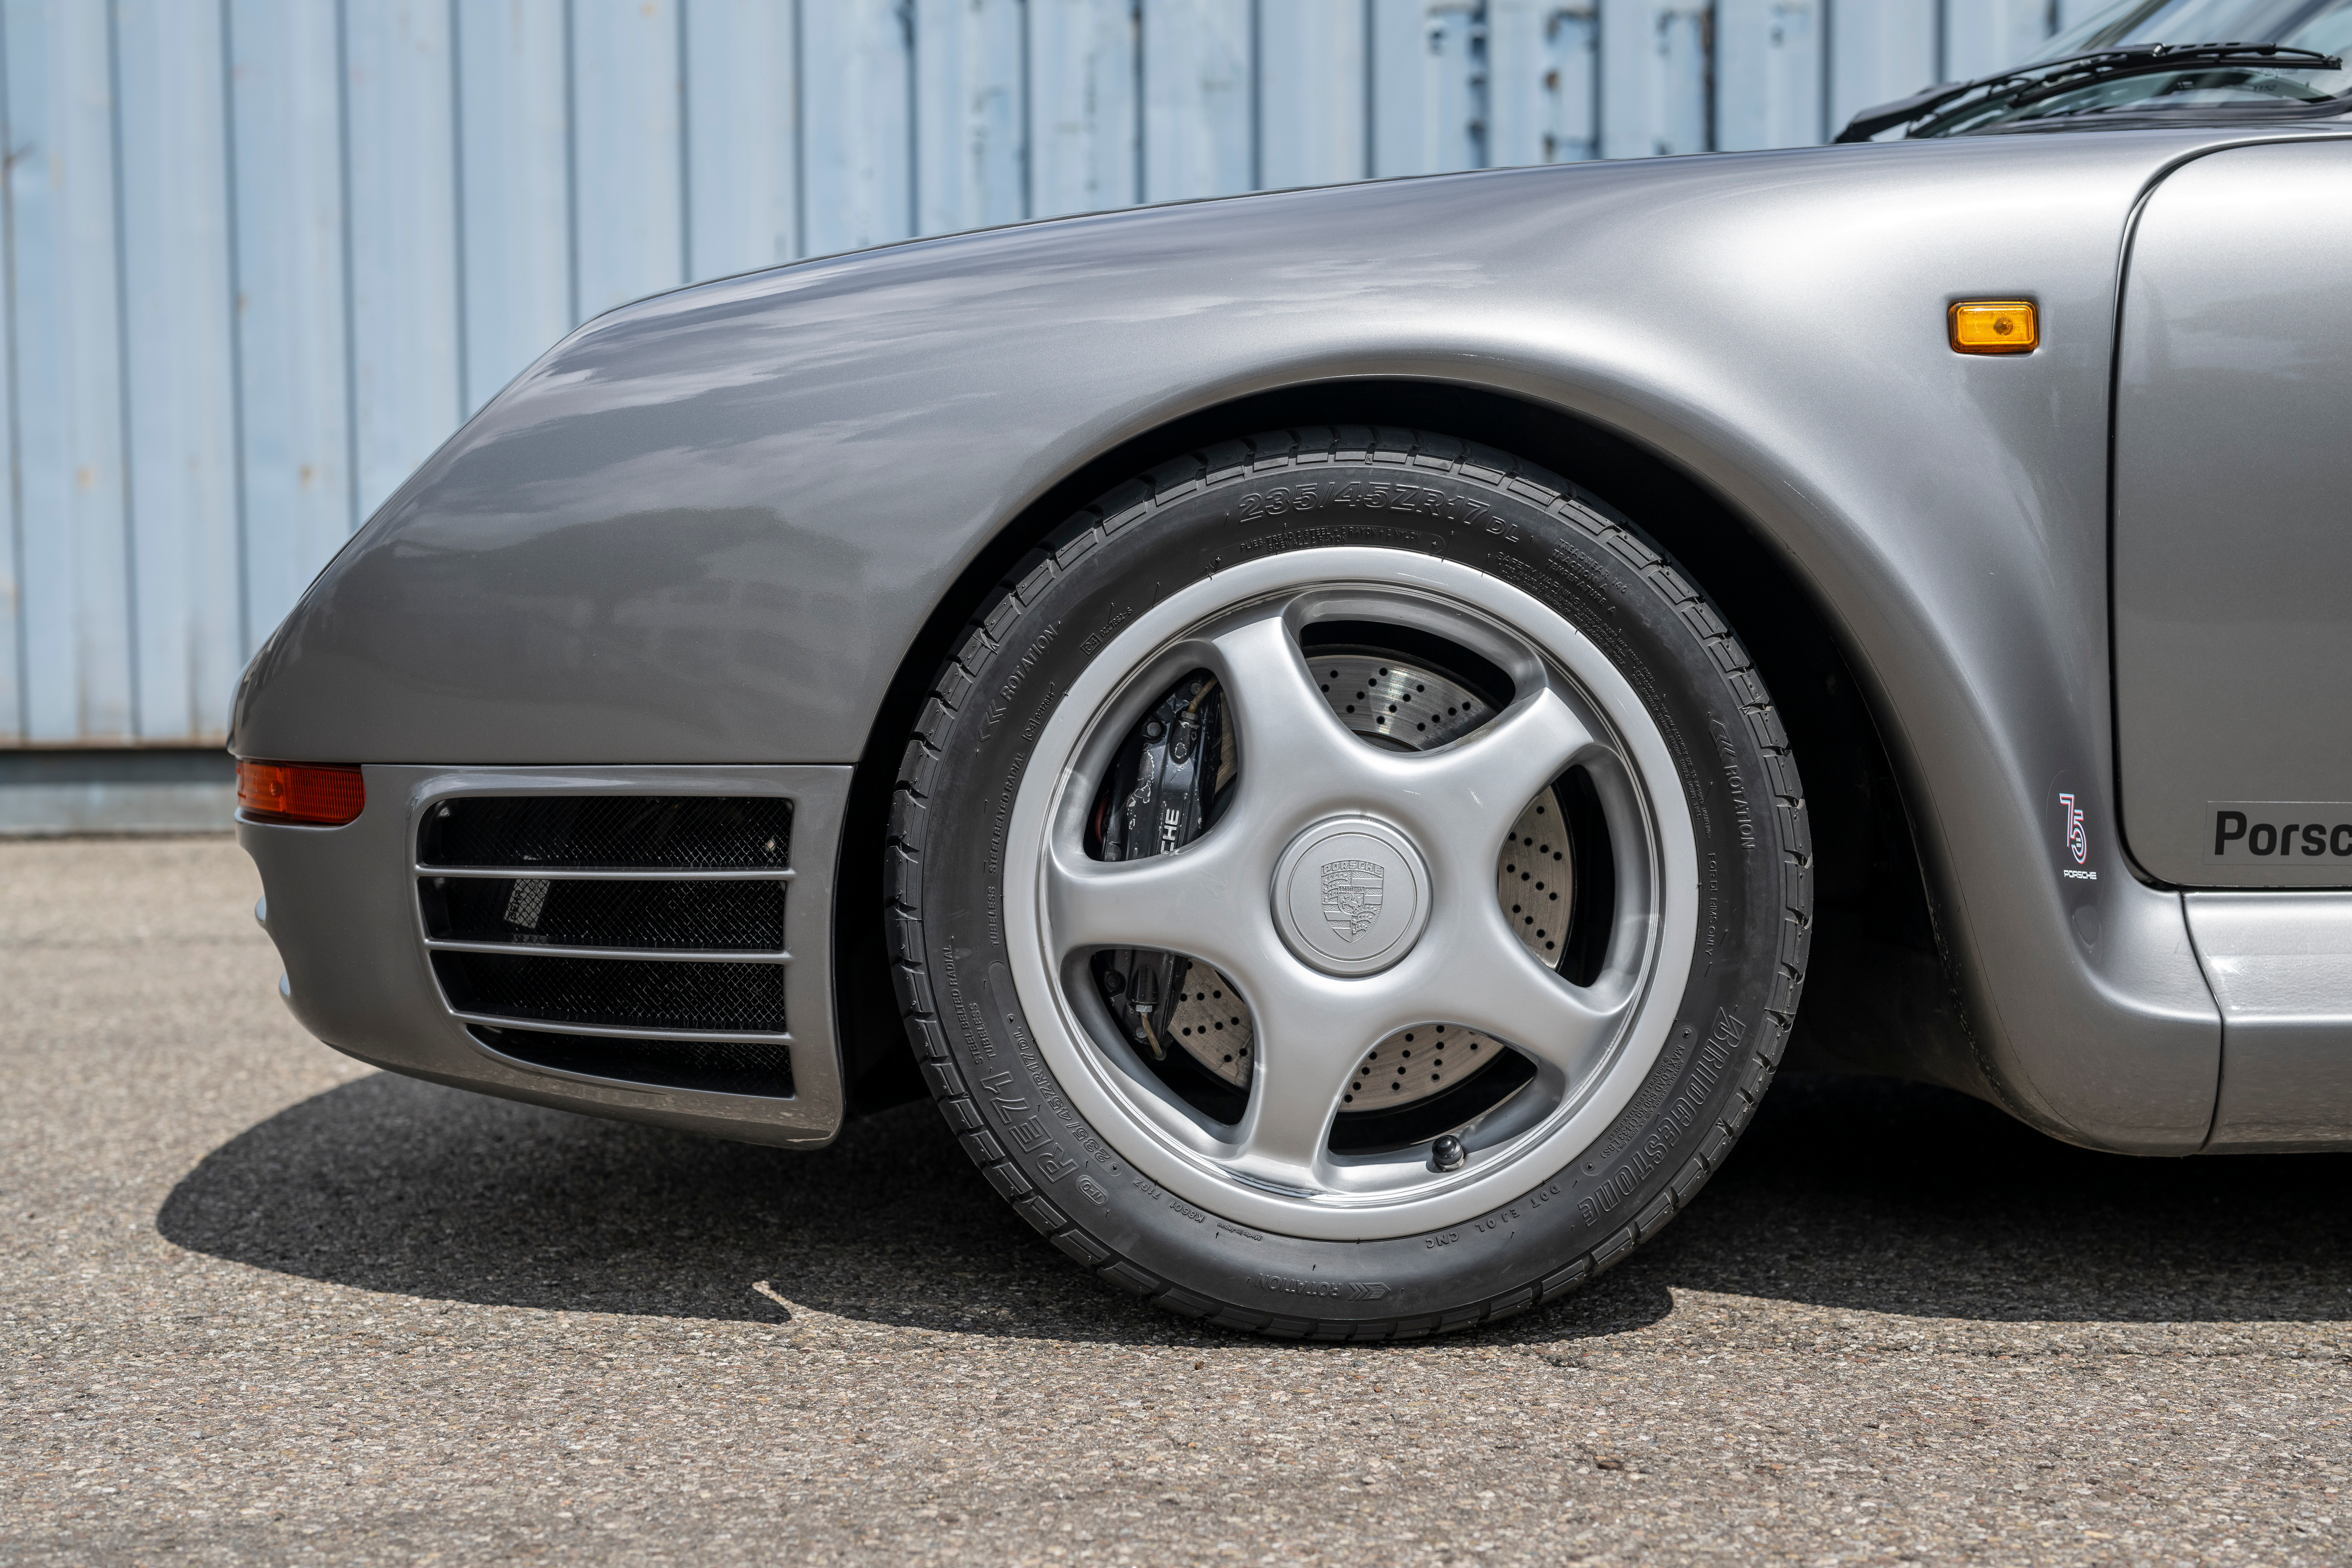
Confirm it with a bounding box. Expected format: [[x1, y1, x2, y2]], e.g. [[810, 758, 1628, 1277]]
[[1832, 41, 2344, 142]]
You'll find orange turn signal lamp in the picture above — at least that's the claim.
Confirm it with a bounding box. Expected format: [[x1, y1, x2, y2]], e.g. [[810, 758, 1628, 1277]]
[[236, 759, 365, 826], [1950, 300, 2037, 355]]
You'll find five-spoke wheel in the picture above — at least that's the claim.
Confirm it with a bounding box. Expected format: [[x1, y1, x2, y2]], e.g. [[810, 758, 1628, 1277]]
[[890, 428, 1806, 1336], [1033, 579, 1671, 1215]]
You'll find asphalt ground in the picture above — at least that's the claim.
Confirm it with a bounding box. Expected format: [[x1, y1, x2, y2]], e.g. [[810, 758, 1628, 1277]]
[[3, 835, 2348, 1566]]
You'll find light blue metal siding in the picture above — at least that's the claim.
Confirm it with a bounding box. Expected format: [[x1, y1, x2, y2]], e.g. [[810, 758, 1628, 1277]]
[[1029, 0, 1138, 216], [345, 0, 460, 525], [0, 19, 14, 750], [1, 0, 2096, 749], [1944, 0, 2057, 82], [686, 0, 803, 278], [913, 0, 1024, 234], [116, 0, 241, 742], [800, 0, 913, 253], [225, 0, 351, 691], [1372, 0, 1487, 176], [10, 0, 132, 743], [454, 0, 571, 414], [1717, 0, 1823, 152], [1827, 0, 1936, 128], [572, 0, 686, 317], [1259, 1, 1369, 189], [1602, 0, 1711, 158], [1487, 0, 1597, 167]]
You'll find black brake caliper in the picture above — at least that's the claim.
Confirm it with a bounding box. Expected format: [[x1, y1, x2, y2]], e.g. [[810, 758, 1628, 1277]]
[[1091, 673, 1233, 1058]]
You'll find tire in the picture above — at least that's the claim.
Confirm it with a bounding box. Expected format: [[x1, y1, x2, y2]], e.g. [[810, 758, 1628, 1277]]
[[885, 426, 1810, 1339]]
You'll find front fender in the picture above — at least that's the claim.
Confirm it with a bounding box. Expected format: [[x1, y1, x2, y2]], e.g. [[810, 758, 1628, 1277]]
[[238, 130, 2269, 1152]]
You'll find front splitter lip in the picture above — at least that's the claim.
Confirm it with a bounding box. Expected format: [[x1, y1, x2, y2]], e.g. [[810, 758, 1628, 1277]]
[[1002, 549, 1700, 1242]]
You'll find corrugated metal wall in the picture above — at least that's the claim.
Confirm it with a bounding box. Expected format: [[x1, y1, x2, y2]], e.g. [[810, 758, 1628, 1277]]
[[2, 0, 2105, 749]]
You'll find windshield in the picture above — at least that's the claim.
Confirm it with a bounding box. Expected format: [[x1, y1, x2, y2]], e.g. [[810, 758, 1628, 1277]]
[[1914, 0, 2352, 136], [2037, 0, 2352, 58]]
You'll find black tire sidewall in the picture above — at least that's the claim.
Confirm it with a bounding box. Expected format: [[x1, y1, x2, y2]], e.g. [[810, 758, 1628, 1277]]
[[903, 435, 1796, 1333]]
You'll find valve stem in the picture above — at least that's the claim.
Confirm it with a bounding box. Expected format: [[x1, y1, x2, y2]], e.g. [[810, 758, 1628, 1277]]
[[1131, 967, 1163, 1059]]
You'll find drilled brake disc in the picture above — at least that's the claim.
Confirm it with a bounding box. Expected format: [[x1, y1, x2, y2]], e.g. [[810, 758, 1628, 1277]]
[[1308, 653, 1492, 750], [1160, 970, 1250, 1087], [1499, 787, 1572, 963], [1340, 1023, 1510, 1111]]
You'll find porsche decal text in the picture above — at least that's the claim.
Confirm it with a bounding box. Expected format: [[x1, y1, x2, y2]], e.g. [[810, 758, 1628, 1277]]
[[2211, 804, 2352, 859]]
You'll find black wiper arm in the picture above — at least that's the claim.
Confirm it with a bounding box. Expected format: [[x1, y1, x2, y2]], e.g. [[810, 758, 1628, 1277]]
[[2004, 41, 2340, 107], [1833, 80, 1989, 143], [1832, 41, 2343, 142]]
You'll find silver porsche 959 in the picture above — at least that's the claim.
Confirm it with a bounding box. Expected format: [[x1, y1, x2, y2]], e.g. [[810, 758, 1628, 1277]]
[[231, 0, 2352, 1338]]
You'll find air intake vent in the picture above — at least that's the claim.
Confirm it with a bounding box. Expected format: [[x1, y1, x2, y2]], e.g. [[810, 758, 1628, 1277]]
[[418, 791, 795, 1099], [423, 877, 783, 951], [433, 952, 786, 1034], [419, 795, 790, 870], [468, 1025, 794, 1099]]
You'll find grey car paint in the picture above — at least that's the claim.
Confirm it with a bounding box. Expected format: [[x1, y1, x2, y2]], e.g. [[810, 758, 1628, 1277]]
[[242, 766, 850, 1149], [231, 125, 2352, 1157], [2114, 140, 2352, 889], [2189, 893, 2352, 1151]]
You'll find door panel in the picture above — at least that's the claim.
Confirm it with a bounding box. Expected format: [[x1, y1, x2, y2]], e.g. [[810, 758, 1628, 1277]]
[[2114, 140, 2352, 888]]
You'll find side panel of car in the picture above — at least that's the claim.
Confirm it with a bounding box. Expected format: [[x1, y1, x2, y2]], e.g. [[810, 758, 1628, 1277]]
[[2112, 140, 2352, 1153], [2190, 892, 2352, 1152], [2115, 140, 2352, 891], [232, 133, 2245, 1151]]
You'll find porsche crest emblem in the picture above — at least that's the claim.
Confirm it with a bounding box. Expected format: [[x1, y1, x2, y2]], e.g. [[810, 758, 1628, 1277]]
[[1319, 858, 1385, 943]]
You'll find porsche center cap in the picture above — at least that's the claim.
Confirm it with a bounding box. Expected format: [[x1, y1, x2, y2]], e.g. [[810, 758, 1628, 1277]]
[[1272, 818, 1431, 977]]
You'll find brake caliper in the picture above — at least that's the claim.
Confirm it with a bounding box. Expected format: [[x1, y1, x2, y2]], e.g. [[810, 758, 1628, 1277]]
[[1094, 674, 1234, 1061]]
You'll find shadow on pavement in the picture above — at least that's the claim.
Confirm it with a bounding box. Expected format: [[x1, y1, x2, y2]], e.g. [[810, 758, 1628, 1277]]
[[1649, 1072, 2352, 1330], [157, 1068, 2352, 1340]]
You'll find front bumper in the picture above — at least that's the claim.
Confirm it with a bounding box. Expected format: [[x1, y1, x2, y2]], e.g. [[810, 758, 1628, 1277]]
[[240, 764, 851, 1149]]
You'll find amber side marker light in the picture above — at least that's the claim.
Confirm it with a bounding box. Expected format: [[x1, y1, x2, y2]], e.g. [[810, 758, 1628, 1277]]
[[1951, 300, 2038, 355], [237, 759, 366, 826]]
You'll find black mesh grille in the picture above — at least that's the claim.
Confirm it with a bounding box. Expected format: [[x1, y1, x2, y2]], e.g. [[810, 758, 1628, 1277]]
[[434, 951, 786, 1034], [418, 795, 791, 870], [423, 877, 784, 951], [470, 1025, 793, 1098]]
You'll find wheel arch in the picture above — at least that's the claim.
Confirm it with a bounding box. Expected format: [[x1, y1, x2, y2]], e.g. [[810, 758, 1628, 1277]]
[[833, 379, 1990, 1117]]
